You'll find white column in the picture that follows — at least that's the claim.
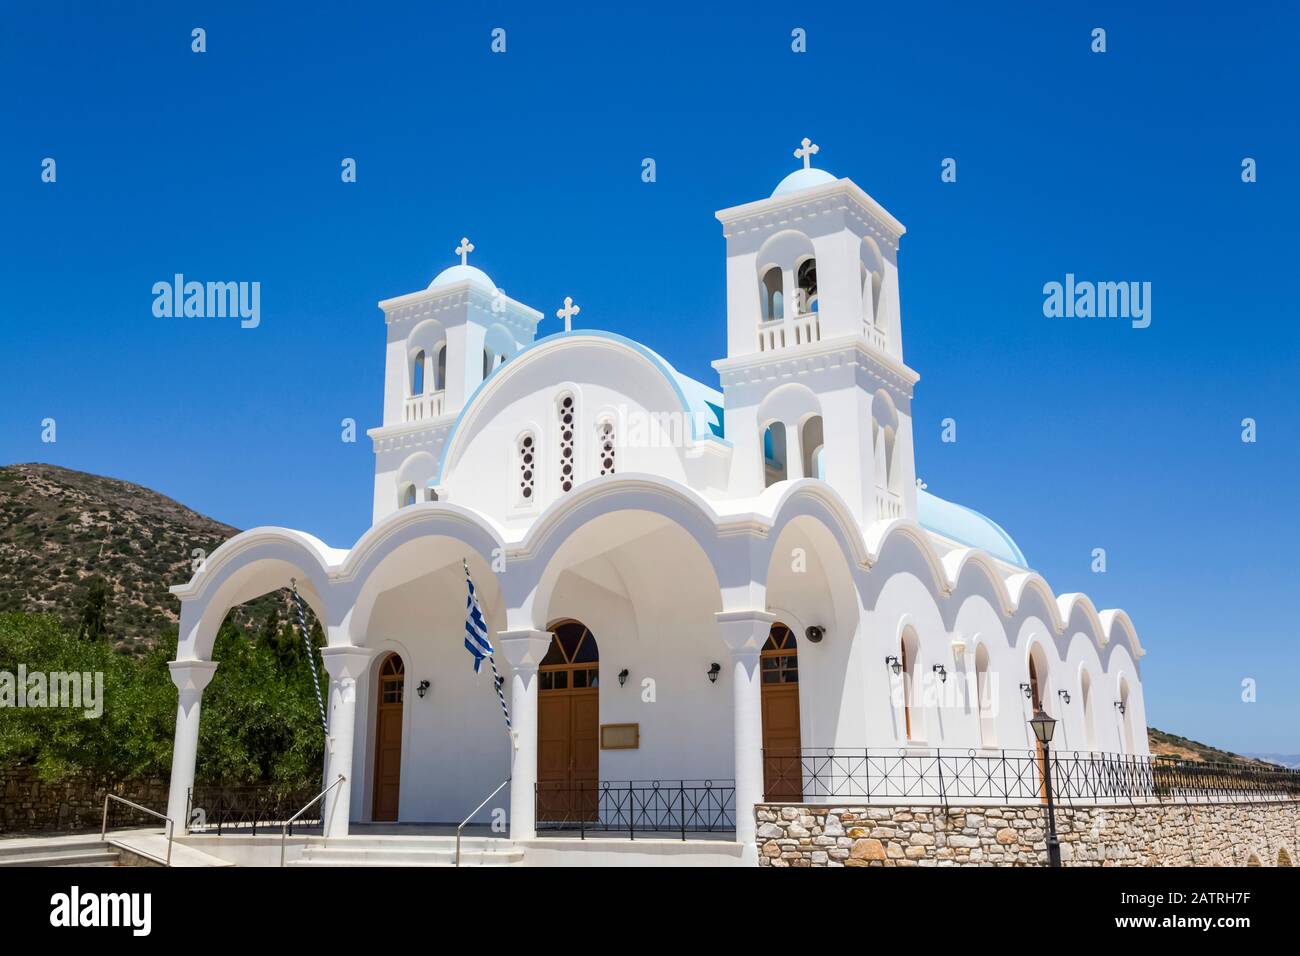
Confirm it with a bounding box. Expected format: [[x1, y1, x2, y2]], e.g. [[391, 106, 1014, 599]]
[[786, 418, 805, 480], [495, 629, 553, 841], [165, 660, 218, 829], [320, 647, 374, 838], [716, 609, 775, 856]]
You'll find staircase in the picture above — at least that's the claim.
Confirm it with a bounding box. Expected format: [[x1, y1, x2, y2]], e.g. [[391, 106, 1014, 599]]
[[288, 835, 522, 867], [0, 834, 120, 867]]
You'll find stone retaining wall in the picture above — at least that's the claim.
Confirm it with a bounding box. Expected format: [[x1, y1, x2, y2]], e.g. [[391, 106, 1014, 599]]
[[0, 768, 168, 834], [756, 801, 1300, 867]]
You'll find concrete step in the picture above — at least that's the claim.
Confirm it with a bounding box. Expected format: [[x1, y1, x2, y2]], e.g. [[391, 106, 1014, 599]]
[[0, 848, 120, 867], [291, 845, 523, 867]]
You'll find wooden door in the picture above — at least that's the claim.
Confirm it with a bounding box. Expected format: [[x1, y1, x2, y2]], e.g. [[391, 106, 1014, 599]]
[[372, 654, 404, 822], [536, 622, 599, 823], [761, 624, 803, 801]]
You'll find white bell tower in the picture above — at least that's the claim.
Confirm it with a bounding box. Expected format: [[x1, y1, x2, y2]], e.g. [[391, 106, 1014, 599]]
[[712, 141, 921, 526], [367, 238, 542, 523]]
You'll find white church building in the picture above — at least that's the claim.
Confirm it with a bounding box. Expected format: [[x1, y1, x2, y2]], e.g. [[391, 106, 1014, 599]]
[[164, 141, 1149, 860]]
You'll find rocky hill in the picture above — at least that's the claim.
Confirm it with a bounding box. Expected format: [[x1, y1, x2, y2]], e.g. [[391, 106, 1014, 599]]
[[0, 463, 247, 652], [1147, 727, 1268, 765]]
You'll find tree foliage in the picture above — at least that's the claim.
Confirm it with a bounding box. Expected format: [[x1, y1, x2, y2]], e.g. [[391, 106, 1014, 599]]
[[0, 608, 326, 789]]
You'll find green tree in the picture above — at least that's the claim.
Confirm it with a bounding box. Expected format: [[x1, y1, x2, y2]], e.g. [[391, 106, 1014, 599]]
[[76, 576, 109, 642]]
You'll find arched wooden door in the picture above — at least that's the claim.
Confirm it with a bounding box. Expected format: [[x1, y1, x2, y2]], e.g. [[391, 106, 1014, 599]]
[[761, 623, 802, 801], [536, 622, 599, 823], [371, 654, 404, 822]]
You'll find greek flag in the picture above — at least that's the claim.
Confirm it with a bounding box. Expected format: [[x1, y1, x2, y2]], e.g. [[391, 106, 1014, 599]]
[[463, 560, 494, 673]]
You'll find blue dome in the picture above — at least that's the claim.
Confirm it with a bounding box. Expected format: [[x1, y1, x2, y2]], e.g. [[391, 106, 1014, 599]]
[[917, 488, 1028, 569], [429, 264, 496, 291], [771, 167, 837, 198]]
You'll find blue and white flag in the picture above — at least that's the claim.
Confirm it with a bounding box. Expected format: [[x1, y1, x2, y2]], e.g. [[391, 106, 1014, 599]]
[[463, 559, 494, 673], [463, 559, 513, 734]]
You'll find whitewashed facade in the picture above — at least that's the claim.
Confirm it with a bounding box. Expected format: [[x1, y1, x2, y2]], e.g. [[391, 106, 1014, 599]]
[[165, 145, 1148, 861]]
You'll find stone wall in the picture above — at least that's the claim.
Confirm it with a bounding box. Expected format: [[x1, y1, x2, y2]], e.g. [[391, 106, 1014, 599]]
[[756, 801, 1300, 867], [0, 768, 168, 834]]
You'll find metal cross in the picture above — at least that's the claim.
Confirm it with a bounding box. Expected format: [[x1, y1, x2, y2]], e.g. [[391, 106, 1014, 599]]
[[794, 137, 820, 169], [556, 296, 580, 332]]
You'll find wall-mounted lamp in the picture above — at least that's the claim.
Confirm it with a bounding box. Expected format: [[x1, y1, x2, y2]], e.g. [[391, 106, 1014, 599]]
[[885, 655, 902, 676], [618, 668, 629, 687], [707, 662, 721, 684], [416, 680, 430, 699], [1115, 701, 1126, 715], [805, 625, 825, 644], [932, 664, 948, 683], [1020, 682, 1033, 700], [1058, 689, 1071, 705]]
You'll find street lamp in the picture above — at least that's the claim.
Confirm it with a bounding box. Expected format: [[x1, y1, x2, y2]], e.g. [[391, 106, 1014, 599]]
[[1028, 708, 1062, 868]]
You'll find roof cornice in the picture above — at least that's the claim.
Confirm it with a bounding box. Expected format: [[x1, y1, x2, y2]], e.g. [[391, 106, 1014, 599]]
[[715, 178, 906, 241]]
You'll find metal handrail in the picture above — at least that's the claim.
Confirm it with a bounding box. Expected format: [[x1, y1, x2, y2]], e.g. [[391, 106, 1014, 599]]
[[456, 777, 510, 867], [102, 794, 175, 867], [279, 775, 346, 867]]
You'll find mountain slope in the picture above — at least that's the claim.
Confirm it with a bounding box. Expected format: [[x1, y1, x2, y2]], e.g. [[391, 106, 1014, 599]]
[[0, 463, 241, 650]]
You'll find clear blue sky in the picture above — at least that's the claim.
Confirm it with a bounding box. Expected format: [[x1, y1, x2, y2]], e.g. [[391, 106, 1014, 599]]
[[2, 2, 1297, 754]]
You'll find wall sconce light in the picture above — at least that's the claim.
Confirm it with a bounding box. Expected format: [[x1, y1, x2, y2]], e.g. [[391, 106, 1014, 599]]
[[416, 680, 430, 699], [1020, 682, 1033, 699], [1115, 701, 1126, 715], [1058, 689, 1071, 705], [885, 655, 902, 676], [932, 664, 947, 683], [618, 668, 629, 687], [707, 662, 721, 684], [805, 625, 825, 644]]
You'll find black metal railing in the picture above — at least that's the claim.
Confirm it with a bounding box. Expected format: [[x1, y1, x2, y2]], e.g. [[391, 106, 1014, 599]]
[[762, 748, 1300, 806], [186, 784, 324, 833], [535, 779, 735, 839]]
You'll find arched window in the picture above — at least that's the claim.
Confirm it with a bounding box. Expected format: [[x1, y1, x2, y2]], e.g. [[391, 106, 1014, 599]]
[[796, 258, 818, 314], [435, 344, 447, 391], [800, 416, 823, 480], [901, 628, 921, 741], [558, 394, 576, 493], [400, 483, 417, 508], [425, 488, 439, 502], [483, 348, 493, 379], [597, 419, 616, 476], [871, 391, 901, 501], [763, 422, 787, 487], [410, 350, 426, 395], [517, 432, 536, 504], [761, 267, 784, 321], [1081, 670, 1097, 751], [976, 644, 996, 747]]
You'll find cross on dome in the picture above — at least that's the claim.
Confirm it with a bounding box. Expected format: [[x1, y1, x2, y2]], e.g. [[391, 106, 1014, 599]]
[[455, 237, 474, 265], [556, 296, 580, 332], [794, 137, 820, 169]]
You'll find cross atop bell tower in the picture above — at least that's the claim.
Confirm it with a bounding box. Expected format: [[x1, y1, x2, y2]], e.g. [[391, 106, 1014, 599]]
[[794, 137, 819, 169], [455, 236, 474, 265]]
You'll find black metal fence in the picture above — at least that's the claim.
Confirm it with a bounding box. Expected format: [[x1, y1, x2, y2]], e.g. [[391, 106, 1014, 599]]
[[535, 780, 736, 839], [762, 748, 1300, 806], [186, 784, 323, 834]]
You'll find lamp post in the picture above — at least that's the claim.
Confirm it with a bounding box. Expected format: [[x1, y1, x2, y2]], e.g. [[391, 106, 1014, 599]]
[[1028, 708, 1062, 867]]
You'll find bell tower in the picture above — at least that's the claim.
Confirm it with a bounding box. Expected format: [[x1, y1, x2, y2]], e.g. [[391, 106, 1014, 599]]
[[368, 238, 542, 523], [712, 141, 920, 526]]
